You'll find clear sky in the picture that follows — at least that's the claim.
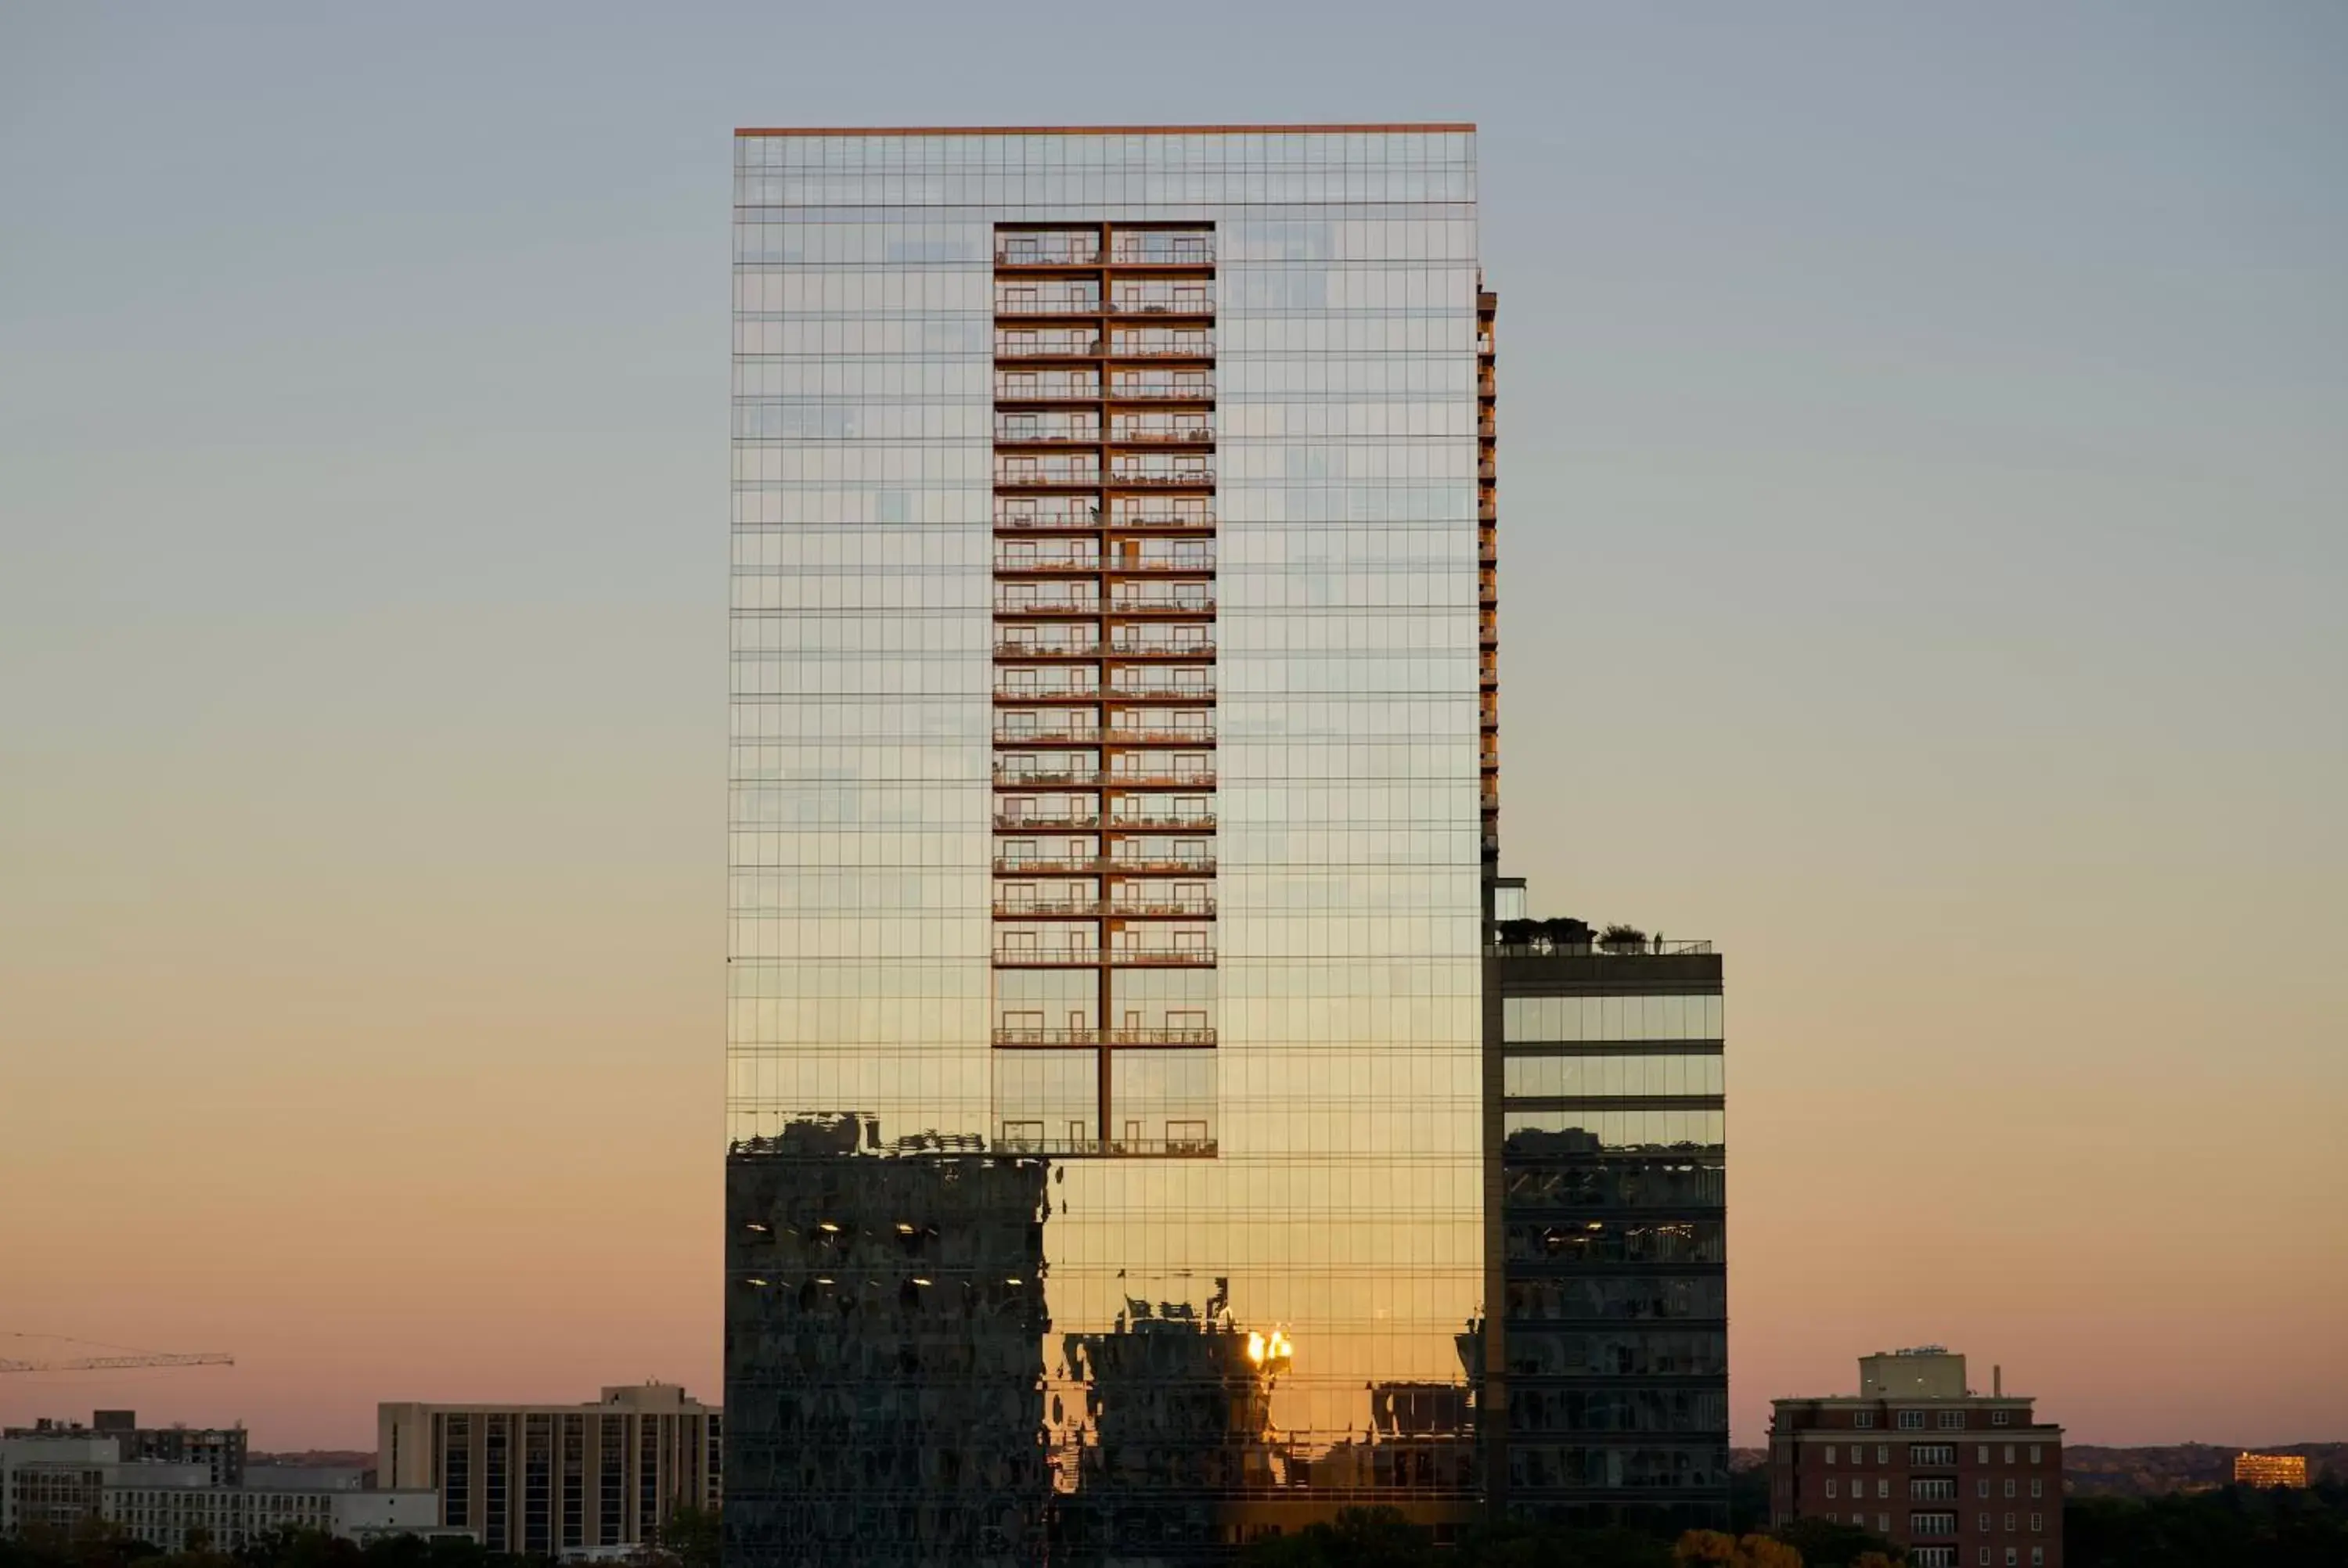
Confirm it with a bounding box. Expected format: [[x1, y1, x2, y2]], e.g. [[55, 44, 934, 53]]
[[2, 2, 2342, 1452]]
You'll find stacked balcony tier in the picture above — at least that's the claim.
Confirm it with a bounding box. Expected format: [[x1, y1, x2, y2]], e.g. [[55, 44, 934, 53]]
[[989, 223, 1220, 1154]]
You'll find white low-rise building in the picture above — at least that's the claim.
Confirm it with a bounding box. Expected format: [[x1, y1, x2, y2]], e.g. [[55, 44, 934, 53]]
[[2, 1435, 445, 1550]]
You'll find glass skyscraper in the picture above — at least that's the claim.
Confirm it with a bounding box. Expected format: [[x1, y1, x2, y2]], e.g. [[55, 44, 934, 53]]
[[726, 125, 1492, 1564]]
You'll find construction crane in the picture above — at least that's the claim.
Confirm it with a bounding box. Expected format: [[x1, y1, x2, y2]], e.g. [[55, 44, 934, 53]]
[[0, 1332, 234, 1375]]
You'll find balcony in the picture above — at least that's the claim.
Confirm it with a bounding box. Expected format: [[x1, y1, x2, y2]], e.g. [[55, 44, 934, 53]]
[[997, 502, 1101, 530], [992, 946, 1100, 966], [1479, 415, 1496, 438], [1109, 463, 1214, 487], [996, 419, 1100, 444], [1109, 232, 1213, 266], [1108, 768, 1215, 789], [1110, 947, 1216, 966], [996, 290, 1102, 318], [997, 333, 1100, 359], [1107, 854, 1217, 875], [994, 725, 1100, 747], [1110, 333, 1214, 359], [995, 811, 1100, 831], [1111, 637, 1215, 658], [1107, 723, 1215, 744], [1111, 679, 1215, 702], [1111, 506, 1214, 530], [990, 1026, 1100, 1046], [1111, 812, 1216, 832], [997, 235, 1100, 267], [1110, 898, 1216, 919], [996, 595, 1099, 616], [1479, 460, 1496, 481], [996, 374, 1100, 402], [993, 898, 1104, 919], [1478, 374, 1496, 398], [994, 550, 1099, 574], [1107, 1026, 1216, 1046], [1111, 419, 1214, 444], [995, 682, 1099, 703], [995, 635, 1100, 657], [1110, 377, 1215, 401], [993, 764, 1104, 787], [1111, 293, 1214, 317], [1110, 594, 1215, 616], [993, 1131, 1219, 1159], [992, 854, 1100, 874], [996, 461, 1100, 488], [1109, 550, 1214, 574]]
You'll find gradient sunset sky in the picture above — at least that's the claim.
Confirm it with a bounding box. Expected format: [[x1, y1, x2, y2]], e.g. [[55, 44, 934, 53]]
[[2, 2, 2343, 1451]]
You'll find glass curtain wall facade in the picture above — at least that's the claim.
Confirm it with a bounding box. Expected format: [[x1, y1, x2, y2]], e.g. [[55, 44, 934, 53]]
[[728, 126, 1487, 1565]]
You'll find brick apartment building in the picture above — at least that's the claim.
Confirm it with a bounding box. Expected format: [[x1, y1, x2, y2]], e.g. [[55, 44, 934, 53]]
[[1770, 1347, 2062, 1568]]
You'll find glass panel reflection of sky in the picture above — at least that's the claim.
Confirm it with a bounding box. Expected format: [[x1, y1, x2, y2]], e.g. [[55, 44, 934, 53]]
[[729, 130, 1485, 1543]]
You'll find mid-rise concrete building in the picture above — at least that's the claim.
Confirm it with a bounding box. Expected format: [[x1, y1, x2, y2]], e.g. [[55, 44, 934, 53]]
[[103, 1474, 441, 1550], [1770, 1347, 2064, 1568], [4, 1412, 247, 1487], [0, 1434, 436, 1550], [377, 1383, 719, 1557]]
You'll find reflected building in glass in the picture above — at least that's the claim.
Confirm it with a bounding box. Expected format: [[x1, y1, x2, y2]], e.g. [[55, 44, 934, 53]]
[[726, 125, 1489, 1565]]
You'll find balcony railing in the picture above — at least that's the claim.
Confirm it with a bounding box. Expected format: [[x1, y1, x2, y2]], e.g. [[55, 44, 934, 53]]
[[996, 462, 1100, 487], [1111, 639, 1214, 658], [996, 420, 1100, 443], [1487, 937, 1716, 957], [992, 855, 1100, 874], [995, 637, 1100, 657], [1110, 334, 1214, 358], [993, 1132, 1219, 1158], [1111, 594, 1215, 615], [994, 725, 1100, 746], [1111, 682, 1215, 703], [996, 768, 1104, 788], [1109, 235, 1213, 265], [1108, 1026, 1216, 1046], [992, 947, 1100, 966], [1110, 508, 1215, 530], [996, 595, 1099, 615], [1109, 466, 1214, 487], [993, 899, 1103, 918], [997, 237, 1100, 266], [1107, 725, 1215, 744], [996, 376, 1100, 402], [1111, 947, 1217, 966], [995, 811, 1100, 830], [1111, 812, 1216, 831], [1111, 296, 1214, 316], [995, 552, 1099, 573], [1111, 379, 1215, 401], [1110, 899, 1216, 918], [996, 293, 1102, 317], [1111, 422, 1214, 444], [1110, 552, 1214, 574], [996, 683, 1099, 703], [997, 503, 1101, 530], [991, 1026, 1099, 1046], [1109, 769, 1215, 788], [1107, 855, 1216, 874], [997, 333, 1101, 358]]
